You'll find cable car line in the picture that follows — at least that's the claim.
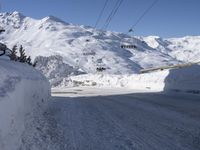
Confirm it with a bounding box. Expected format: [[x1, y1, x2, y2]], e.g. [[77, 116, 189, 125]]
[[94, 0, 109, 29], [128, 0, 159, 34], [119, 0, 159, 50], [102, 0, 124, 30]]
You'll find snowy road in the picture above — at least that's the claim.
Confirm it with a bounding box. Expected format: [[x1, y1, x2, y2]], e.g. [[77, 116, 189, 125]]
[[43, 91, 200, 150]]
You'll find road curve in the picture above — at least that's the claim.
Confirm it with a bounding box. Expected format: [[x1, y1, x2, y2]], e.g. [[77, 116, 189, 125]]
[[44, 92, 200, 150]]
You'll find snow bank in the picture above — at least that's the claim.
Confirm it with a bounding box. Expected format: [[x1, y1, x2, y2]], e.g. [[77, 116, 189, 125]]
[[0, 59, 50, 150], [58, 65, 200, 93], [164, 65, 200, 93], [59, 72, 168, 91]]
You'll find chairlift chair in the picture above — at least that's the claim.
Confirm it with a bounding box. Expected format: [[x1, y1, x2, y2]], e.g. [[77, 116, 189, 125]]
[[128, 28, 133, 33], [120, 28, 135, 49], [96, 67, 106, 72]]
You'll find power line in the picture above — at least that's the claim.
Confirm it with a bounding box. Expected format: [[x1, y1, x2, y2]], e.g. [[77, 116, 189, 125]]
[[94, 0, 109, 29], [128, 0, 159, 33], [102, 0, 124, 30]]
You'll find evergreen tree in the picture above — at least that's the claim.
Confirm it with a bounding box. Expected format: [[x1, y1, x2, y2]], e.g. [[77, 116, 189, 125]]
[[33, 61, 37, 67], [19, 45, 27, 63], [9, 45, 18, 61], [6, 44, 36, 67], [27, 56, 32, 65]]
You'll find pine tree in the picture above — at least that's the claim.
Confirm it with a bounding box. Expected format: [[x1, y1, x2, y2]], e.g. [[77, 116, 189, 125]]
[[27, 56, 32, 65], [9, 45, 18, 61], [19, 45, 27, 63], [8, 44, 36, 67], [33, 61, 37, 67]]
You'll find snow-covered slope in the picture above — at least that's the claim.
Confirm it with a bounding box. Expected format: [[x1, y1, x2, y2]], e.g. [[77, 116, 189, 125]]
[[35, 55, 85, 87], [1, 11, 200, 87], [139, 36, 200, 63], [57, 64, 200, 94], [167, 36, 200, 62], [0, 11, 179, 75], [0, 59, 50, 150]]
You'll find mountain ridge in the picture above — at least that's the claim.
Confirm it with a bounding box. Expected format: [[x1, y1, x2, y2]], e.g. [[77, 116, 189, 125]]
[[0, 11, 199, 77]]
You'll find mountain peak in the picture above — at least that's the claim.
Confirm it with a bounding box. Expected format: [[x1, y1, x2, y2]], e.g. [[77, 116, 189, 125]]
[[12, 11, 22, 15], [42, 15, 69, 25], [0, 11, 23, 16], [10, 11, 25, 19]]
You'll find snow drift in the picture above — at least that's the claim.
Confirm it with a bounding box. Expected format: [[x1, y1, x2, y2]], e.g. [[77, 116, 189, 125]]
[[0, 59, 50, 150], [57, 65, 200, 93]]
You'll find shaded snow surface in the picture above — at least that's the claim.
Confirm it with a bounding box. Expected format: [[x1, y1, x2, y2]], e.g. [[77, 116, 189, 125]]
[[20, 89, 200, 150], [0, 59, 50, 150]]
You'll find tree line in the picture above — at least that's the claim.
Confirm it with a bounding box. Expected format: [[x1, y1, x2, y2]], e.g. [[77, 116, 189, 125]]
[[0, 43, 36, 67], [9, 45, 37, 67]]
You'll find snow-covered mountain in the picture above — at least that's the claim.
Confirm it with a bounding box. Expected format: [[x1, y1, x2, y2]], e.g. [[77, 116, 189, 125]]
[[34, 55, 85, 86], [0, 12, 181, 73], [0, 11, 200, 87], [139, 36, 200, 63]]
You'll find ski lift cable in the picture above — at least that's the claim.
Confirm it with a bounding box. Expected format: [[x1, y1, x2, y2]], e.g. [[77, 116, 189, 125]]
[[102, 0, 124, 30], [95, 0, 124, 70], [91, 0, 124, 70], [74, 0, 109, 48], [128, 0, 159, 33], [102, 0, 121, 28], [86, 0, 109, 49], [119, 0, 159, 48], [104, 0, 124, 30], [85, 0, 109, 55], [75, 0, 109, 47], [75, 0, 110, 69], [94, 0, 109, 29], [95, 0, 124, 38], [103, 0, 124, 30], [96, 0, 123, 44]]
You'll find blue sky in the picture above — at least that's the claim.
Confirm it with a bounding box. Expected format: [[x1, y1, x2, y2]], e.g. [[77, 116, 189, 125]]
[[1, 0, 200, 37]]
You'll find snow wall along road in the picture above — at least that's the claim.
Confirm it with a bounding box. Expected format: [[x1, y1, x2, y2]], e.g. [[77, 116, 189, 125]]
[[0, 59, 50, 150], [60, 65, 200, 94]]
